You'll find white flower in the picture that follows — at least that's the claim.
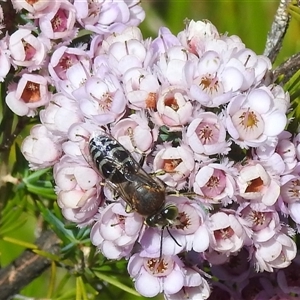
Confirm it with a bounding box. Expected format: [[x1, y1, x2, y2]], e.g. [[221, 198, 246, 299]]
[[226, 86, 287, 148]]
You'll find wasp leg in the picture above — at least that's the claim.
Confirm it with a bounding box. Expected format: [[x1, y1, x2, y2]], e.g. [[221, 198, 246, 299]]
[[167, 190, 197, 198], [138, 152, 147, 167], [126, 127, 148, 167], [147, 169, 166, 177], [125, 204, 133, 213]]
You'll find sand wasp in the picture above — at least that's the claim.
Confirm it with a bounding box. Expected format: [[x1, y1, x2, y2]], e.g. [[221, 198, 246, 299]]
[[88, 133, 179, 228]]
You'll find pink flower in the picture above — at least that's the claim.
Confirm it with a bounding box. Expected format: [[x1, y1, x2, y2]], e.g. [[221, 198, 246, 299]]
[[38, 0, 77, 40], [6, 73, 50, 116], [61, 193, 102, 226], [55, 154, 100, 218], [54, 156, 99, 195], [164, 268, 211, 300], [75, 74, 126, 125], [230, 48, 272, 89], [177, 20, 219, 55], [21, 125, 62, 169], [100, 29, 152, 76], [151, 86, 193, 130], [280, 173, 300, 205], [239, 204, 278, 244], [48, 46, 90, 82], [123, 68, 160, 110], [185, 50, 235, 107], [74, 0, 145, 35], [151, 27, 181, 55], [226, 86, 288, 148], [90, 202, 143, 260], [154, 45, 197, 86], [139, 196, 210, 257], [0, 36, 11, 81], [208, 211, 246, 255], [128, 254, 185, 297], [101, 26, 144, 51], [153, 143, 195, 189], [253, 231, 297, 272], [254, 131, 297, 175], [193, 161, 237, 205], [9, 28, 48, 70], [186, 112, 231, 156], [236, 162, 280, 206], [111, 111, 158, 154], [40, 93, 83, 136], [11, 0, 57, 18]]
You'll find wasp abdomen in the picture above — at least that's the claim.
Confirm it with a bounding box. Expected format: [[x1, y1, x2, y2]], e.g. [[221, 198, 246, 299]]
[[89, 135, 136, 184]]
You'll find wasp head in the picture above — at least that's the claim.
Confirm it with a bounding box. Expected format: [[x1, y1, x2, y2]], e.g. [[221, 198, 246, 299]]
[[145, 204, 178, 228]]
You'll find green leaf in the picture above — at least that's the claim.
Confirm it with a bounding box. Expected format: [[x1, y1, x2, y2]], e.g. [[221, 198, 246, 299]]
[[94, 271, 140, 297], [288, 1, 300, 22], [0, 194, 27, 235], [25, 182, 57, 199], [75, 227, 90, 240], [52, 272, 78, 299], [22, 168, 56, 199], [55, 290, 77, 300], [47, 261, 56, 298], [32, 249, 61, 262], [0, 218, 27, 236], [2, 236, 38, 249], [76, 276, 88, 300], [36, 201, 75, 243], [24, 168, 52, 183]]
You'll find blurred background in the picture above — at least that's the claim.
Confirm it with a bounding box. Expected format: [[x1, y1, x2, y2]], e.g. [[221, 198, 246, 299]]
[[1, 1, 299, 299], [140, 0, 300, 66]]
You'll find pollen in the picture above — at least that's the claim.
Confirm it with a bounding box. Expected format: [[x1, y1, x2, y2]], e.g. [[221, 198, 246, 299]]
[[240, 110, 259, 129], [164, 97, 179, 111], [59, 55, 75, 70], [207, 175, 220, 189], [26, 0, 38, 5], [231, 108, 264, 140], [214, 227, 234, 240], [175, 211, 191, 230], [163, 159, 182, 172], [197, 124, 213, 144], [245, 177, 263, 193], [250, 211, 265, 226], [21, 81, 41, 103], [288, 179, 300, 199], [199, 74, 220, 96], [51, 9, 67, 32], [97, 93, 112, 112], [146, 258, 169, 275], [145, 92, 157, 109]]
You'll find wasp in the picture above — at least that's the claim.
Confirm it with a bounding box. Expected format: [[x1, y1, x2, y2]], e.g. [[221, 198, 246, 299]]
[[88, 133, 178, 229]]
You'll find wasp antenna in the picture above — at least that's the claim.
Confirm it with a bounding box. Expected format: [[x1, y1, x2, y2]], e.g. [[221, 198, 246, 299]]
[[166, 226, 181, 247], [159, 227, 164, 261]]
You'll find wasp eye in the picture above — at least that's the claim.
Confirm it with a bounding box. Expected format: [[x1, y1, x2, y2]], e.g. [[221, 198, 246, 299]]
[[162, 204, 178, 221], [145, 204, 178, 227]]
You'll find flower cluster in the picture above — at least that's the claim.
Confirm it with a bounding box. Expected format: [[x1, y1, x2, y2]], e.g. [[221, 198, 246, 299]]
[[3, 0, 300, 299]]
